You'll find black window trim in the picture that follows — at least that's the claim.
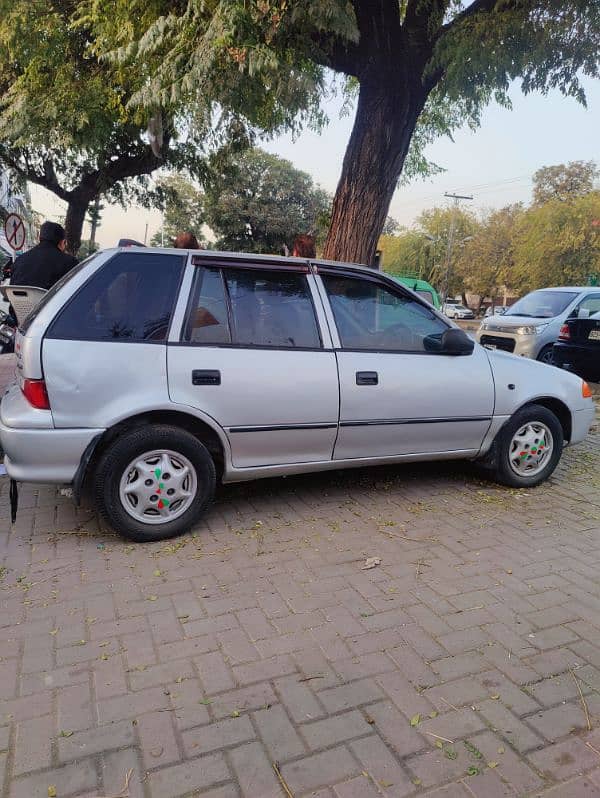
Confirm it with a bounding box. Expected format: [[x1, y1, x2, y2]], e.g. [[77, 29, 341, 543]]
[[180, 263, 324, 351], [318, 268, 451, 356], [191, 254, 310, 273], [45, 251, 187, 345]]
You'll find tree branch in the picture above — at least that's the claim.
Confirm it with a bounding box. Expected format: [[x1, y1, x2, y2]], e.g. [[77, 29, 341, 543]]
[[0, 149, 71, 202], [438, 0, 506, 38]]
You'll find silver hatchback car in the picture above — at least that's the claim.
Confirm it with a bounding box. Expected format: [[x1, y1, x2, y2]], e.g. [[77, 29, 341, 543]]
[[477, 287, 600, 363], [1, 248, 595, 541]]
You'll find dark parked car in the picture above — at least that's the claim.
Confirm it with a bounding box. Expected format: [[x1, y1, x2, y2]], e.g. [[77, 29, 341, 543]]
[[554, 316, 600, 382]]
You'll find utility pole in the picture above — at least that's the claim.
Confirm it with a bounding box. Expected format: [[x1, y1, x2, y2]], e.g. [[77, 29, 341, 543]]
[[88, 197, 103, 250], [442, 192, 473, 302]]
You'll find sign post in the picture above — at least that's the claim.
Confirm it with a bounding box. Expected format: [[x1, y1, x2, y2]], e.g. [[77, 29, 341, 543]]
[[4, 213, 26, 252]]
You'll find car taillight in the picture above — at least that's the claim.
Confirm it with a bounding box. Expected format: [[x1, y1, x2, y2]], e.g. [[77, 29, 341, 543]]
[[22, 379, 51, 410], [558, 324, 570, 341]]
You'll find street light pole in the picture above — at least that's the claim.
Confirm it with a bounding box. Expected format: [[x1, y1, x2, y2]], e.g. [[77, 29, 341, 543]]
[[442, 192, 473, 302]]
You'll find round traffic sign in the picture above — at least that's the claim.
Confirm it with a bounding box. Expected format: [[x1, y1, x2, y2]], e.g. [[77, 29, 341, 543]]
[[4, 213, 26, 251]]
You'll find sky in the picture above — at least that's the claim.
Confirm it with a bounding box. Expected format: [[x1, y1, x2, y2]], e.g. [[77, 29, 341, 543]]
[[30, 77, 600, 248]]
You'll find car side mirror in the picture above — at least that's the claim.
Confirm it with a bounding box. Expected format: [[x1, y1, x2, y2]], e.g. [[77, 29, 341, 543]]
[[440, 328, 474, 356]]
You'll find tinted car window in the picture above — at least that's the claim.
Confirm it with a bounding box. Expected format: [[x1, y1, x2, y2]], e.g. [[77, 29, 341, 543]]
[[183, 267, 231, 344], [47, 252, 184, 342], [323, 274, 448, 352], [224, 269, 321, 348], [19, 254, 98, 334]]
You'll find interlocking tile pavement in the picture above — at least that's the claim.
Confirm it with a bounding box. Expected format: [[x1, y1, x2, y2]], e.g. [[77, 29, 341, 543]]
[[0, 393, 599, 796]]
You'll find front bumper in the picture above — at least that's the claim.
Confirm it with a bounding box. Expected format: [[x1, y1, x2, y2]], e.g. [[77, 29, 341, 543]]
[[1, 424, 105, 483], [570, 404, 596, 446], [476, 329, 540, 358]]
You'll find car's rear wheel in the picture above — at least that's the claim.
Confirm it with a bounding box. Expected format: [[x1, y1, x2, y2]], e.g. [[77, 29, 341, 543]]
[[94, 425, 216, 542], [537, 344, 555, 365], [493, 404, 563, 488]]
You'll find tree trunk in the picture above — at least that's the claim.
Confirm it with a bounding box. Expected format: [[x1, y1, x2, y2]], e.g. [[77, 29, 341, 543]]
[[64, 192, 93, 256], [323, 77, 427, 265]]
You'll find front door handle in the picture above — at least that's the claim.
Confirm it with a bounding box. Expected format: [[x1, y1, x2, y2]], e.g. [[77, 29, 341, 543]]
[[192, 369, 221, 386], [356, 371, 378, 386]]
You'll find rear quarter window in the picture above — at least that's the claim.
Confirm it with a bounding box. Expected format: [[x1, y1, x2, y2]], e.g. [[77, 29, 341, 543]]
[[46, 252, 185, 342]]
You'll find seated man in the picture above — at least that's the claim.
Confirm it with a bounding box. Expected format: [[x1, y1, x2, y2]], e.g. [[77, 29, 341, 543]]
[[11, 221, 77, 290]]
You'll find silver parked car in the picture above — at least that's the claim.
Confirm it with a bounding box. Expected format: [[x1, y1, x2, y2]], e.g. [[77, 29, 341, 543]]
[[1, 249, 595, 541], [477, 287, 600, 363]]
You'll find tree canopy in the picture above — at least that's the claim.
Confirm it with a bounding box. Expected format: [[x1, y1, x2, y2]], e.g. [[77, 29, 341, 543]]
[[204, 148, 330, 254], [91, 0, 600, 264], [149, 176, 205, 247], [380, 164, 600, 303], [0, 0, 242, 252], [533, 160, 600, 205]]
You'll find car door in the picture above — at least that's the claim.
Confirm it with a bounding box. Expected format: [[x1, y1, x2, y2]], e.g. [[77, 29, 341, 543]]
[[317, 270, 495, 460], [168, 260, 339, 468]]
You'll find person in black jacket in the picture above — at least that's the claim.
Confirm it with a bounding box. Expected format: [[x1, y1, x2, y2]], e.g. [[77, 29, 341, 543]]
[[10, 221, 78, 290]]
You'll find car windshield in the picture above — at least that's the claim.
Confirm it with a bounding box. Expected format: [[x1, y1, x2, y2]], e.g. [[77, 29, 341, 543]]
[[454, 305, 467, 311], [504, 290, 577, 319]]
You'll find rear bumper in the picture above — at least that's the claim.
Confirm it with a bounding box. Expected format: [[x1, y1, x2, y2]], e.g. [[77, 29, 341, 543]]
[[1, 424, 104, 483], [553, 343, 600, 379]]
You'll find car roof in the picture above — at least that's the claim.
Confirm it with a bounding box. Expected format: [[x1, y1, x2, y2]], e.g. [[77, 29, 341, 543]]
[[531, 286, 592, 292], [106, 246, 381, 277]]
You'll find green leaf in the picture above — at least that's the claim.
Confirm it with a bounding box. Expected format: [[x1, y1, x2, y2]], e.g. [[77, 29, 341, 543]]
[[410, 713, 421, 727]]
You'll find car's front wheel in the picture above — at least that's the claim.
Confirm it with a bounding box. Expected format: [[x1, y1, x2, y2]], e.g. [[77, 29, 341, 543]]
[[94, 425, 216, 542], [492, 404, 564, 488], [537, 344, 555, 365]]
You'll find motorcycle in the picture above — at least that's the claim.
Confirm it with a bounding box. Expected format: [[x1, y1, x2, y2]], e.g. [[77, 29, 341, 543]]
[[0, 309, 16, 354]]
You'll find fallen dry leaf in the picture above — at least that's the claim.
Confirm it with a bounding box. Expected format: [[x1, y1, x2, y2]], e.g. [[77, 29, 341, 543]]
[[362, 557, 381, 570]]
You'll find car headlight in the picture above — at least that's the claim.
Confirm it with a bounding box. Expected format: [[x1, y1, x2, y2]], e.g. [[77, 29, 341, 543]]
[[515, 324, 549, 335]]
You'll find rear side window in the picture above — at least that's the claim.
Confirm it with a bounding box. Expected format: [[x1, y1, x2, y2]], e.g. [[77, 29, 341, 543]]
[[225, 268, 321, 348], [19, 254, 97, 334], [47, 253, 185, 342], [181, 266, 321, 348], [183, 267, 231, 344]]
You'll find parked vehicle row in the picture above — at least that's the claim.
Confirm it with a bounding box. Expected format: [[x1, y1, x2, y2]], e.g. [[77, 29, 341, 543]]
[[476, 287, 600, 364], [0, 247, 594, 542]]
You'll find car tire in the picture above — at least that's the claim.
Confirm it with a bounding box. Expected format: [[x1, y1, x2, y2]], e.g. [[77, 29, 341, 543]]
[[492, 404, 564, 488], [94, 425, 216, 542], [537, 345, 555, 365]]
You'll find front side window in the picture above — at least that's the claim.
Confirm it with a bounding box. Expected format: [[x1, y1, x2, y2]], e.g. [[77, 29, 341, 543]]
[[224, 268, 321, 348], [574, 294, 600, 318], [323, 274, 448, 352], [47, 253, 185, 342]]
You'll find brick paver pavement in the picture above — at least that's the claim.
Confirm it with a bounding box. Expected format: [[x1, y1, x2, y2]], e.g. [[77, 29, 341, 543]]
[[1, 391, 599, 797]]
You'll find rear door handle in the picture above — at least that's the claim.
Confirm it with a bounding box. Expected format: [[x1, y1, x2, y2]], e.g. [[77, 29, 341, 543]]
[[192, 369, 221, 386], [356, 371, 378, 386]]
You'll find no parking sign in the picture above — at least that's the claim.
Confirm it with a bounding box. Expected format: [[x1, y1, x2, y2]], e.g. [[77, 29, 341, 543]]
[[4, 213, 26, 251]]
